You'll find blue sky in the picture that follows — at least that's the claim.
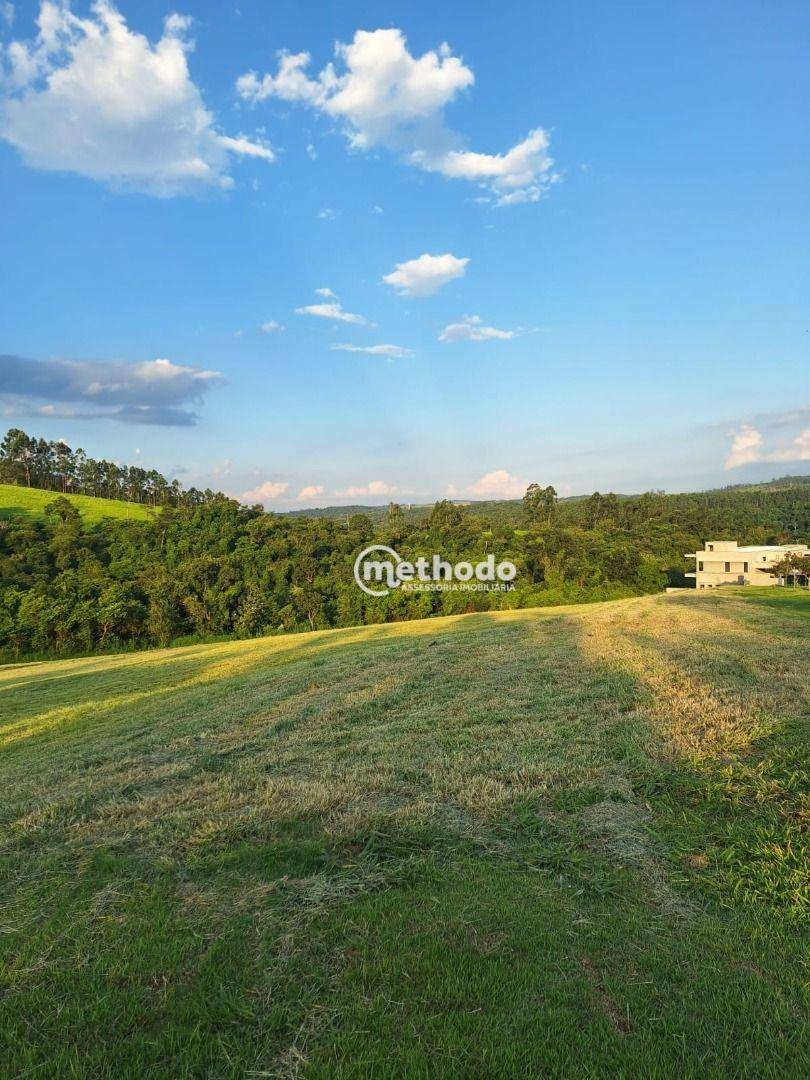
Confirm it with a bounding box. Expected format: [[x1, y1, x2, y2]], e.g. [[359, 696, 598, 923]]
[[1, 0, 808, 506]]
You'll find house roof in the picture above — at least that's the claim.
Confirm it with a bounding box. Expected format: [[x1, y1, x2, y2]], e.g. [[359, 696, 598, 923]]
[[735, 545, 805, 552]]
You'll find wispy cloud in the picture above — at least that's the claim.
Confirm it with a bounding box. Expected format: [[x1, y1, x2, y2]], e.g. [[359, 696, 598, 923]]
[[296, 290, 372, 325], [338, 479, 395, 498], [331, 343, 413, 359], [438, 314, 516, 342]]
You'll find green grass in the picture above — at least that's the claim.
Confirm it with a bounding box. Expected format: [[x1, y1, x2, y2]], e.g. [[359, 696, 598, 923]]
[[0, 591, 807, 1077], [0, 483, 156, 524], [721, 585, 810, 619]]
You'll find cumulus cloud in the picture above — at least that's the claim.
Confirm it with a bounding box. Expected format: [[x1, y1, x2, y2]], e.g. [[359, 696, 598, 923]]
[[0, 353, 222, 425], [295, 290, 372, 325], [315, 287, 337, 299], [331, 343, 413, 359], [770, 429, 810, 461], [296, 484, 324, 501], [236, 28, 554, 205], [260, 319, 284, 333], [456, 469, 528, 499], [0, 1, 274, 195], [725, 422, 810, 469], [438, 314, 516, 343], [339, 480, 395, 498], [382, 252, 468, 298], [724, 425, 764, 469], [428, 128, 553, 205], [240, 479, 289, 504]]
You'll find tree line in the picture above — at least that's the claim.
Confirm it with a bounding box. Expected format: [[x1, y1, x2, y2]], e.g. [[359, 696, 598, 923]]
[[0, 428, 224, 507], [1, 469, 807, 660]]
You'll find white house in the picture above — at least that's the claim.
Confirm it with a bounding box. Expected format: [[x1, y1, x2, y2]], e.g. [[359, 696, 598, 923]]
[[685, 540, 809, 588]]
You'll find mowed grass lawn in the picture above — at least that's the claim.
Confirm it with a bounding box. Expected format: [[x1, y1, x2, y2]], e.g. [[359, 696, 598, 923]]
[[0, 591, 807, 1077], [0, 483, 156, 524]]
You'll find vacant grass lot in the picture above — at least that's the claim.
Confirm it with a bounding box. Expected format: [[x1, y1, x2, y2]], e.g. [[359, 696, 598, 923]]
[[0, 483, 156, 524], [0, 591, 807, 1077]]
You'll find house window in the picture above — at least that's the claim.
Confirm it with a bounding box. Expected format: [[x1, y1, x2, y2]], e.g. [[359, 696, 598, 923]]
[[698, 561, 704, 571], [724, 562, 731, 572], [707, 544, 714, 551], [743, 562, 748, 573]]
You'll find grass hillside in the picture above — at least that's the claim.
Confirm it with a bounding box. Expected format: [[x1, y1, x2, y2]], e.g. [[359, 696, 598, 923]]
[[0, 591, 807, 1076], [0, 483, 156, 524]]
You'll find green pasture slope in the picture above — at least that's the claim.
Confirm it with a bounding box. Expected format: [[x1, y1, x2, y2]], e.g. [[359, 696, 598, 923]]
[[0, 590, 807, 1076], [0, 483, 156, 524]]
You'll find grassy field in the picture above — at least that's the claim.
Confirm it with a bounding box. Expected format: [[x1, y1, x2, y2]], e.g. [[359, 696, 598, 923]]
[[0, 483, 156, 524], [726, 584, 810, 618], [0, 590, 807, 1077]]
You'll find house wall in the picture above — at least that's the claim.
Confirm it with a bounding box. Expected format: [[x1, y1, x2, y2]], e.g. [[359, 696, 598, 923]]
[[687, 543, 808, 589]]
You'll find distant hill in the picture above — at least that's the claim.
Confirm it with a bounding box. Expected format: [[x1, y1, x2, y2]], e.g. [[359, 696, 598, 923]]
[[0, 484, 157, 524], [283, 474, 810, 523]]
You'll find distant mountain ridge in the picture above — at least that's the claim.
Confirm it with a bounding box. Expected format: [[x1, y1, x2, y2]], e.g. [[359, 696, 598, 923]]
[[283, 473, 810, 522]]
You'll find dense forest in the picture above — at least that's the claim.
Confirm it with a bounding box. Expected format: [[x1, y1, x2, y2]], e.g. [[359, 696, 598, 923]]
[[1, 430, 808, 660], [0, 427, 225, 507]]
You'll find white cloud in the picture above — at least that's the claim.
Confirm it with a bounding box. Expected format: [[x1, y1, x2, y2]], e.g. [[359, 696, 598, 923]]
[[331, 343, 413, 359], [132, 357, 219, 384], [236, 28, 554, 205], [383, 252, 468, 298], [769, 429, 810, 462], [0, 2, 274, 195], [0, 352, 222, 426], [217, 134, 275, 163], [725, 423, 810, 469], [724, 425, 763, 469], [438, 314, 516, 343], [236, 50, 330, 107], [425, 128, 553, 206], [295, 291, 372, 325], [2, 3, 13, 28], [339, 480, 395, 498], [317, 207, 335, 219], [462, 469, 528, 499], [305, 142, 317, 160], [315, 287, 337, 298], [296, 484, 324, 501], [260, 319, 284, 333], [241, 479, 289, 504]]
